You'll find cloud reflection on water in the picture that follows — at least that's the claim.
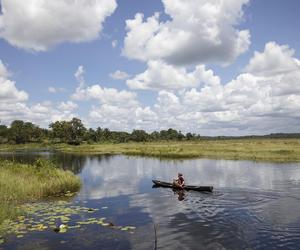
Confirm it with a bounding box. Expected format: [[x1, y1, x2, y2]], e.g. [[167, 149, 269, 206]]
[[77, 155, 300, 200]]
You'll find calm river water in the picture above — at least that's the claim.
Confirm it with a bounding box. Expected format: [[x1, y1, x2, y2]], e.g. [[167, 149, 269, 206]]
[[0, 151, 300, 249]]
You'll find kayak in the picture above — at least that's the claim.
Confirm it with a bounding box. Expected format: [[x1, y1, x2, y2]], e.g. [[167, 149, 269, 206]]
[[152, 180, 213, 192]]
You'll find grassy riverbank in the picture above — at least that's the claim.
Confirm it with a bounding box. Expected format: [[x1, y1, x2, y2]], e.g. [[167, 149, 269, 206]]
[[1, 138, 299, 163], [55, 139, 300, 162], [0, 159, 81, 229]]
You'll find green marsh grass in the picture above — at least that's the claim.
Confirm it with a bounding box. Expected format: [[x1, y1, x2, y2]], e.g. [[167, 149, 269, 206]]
[[0, 159, 81, 229], [53, 139, 300, 163], [0, 138, 299, 162]]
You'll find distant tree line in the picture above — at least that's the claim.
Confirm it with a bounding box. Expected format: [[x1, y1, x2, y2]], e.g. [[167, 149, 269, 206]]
[[0, 118, 199, 145], [0, 118, 299, 145]]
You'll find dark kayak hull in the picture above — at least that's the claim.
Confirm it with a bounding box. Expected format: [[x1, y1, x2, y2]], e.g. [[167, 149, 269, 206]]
[[152, 180, 213, 192]]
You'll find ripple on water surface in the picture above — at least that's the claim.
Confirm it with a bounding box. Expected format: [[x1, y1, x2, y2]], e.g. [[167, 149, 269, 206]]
[[145, 187, 300, 249], [0, 153, 300, 249]]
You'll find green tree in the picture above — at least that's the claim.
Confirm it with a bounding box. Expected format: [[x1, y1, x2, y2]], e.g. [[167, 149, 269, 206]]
[[49, 120, 69, 142], [159, 128, 182, 140], [0, 124, 8, 143], [178, 130, 185, 140], [131, 130, 149, 142], [24, 122, 41, 142], [9, 120, 28, 143], [150, 131, 160, 141], [49, 118, 86, 145], [102, 128, 111, 141], [8, 120, 44, 143], [85, 128, 97, 142], [95, 127, 103, 142], [69, 118, 86, 145], [186, 132, 193, 140], [111, 131, 130, 143]]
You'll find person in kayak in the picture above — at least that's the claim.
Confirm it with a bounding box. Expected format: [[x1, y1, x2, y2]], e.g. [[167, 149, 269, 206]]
[[173, 173, 185, 189]]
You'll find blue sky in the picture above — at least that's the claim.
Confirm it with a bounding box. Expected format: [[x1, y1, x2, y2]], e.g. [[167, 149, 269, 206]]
[[0, 0, 299, 135]]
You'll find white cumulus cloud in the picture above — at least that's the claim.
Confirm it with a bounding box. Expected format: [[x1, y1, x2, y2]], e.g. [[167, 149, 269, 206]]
[[101, 42, 300, 134], [74, 65, 85, 88], [245, 42, 300, 76], [127, 60, 220, 90], [72, 66, 138, 108], [0, 0, 117, 51], [2, 40, 300, 135], [0, 60, 28, 103], [110, 70, 130, 80], [123, 0, 250, 66], [58, 101, 78, 111], [88, 104, 159, 131], [48, 86, 65, 93], [112, 40, 118, 48], [0, 60, 9, 78], [0, 59, 78, 126]]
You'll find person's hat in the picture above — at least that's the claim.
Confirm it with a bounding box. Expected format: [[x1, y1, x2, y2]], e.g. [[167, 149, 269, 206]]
[[178, 173, 183, 176]]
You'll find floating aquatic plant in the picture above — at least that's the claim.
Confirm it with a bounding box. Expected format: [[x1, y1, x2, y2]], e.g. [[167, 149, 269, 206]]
[[0, 200, 136, 244]]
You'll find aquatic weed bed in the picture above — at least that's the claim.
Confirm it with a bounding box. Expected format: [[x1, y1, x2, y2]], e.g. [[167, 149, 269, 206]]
[[0, 200, 136, 246], [0, 158, 81, 226]]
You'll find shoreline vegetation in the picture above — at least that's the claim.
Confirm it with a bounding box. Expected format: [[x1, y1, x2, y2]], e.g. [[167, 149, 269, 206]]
[[0, 138, 299, 163], [0, 159, 81, 231], [0, 118, 299, 162]]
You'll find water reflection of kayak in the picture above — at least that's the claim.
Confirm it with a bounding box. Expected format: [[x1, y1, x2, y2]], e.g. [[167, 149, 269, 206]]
[[152, 180, 213, 192]]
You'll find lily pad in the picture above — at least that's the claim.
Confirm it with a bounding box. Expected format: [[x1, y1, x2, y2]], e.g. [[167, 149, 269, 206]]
[[0, 200, 137, 239], [59, 228, 67, 233], [121, 226, 136, 231]]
